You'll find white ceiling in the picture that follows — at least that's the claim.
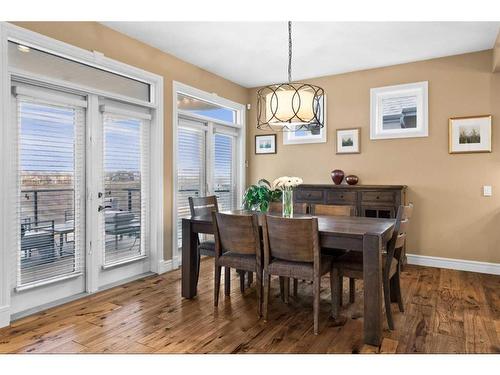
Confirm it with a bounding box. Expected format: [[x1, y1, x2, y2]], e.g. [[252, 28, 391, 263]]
[[102, 22, 500, 88]]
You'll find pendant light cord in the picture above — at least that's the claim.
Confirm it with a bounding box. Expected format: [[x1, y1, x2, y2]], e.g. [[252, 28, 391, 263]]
[[288, 21, 292, 83]]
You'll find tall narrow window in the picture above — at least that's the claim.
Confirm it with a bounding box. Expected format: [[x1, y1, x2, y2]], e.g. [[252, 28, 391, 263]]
[[176, 121, 206, 248], [16, 96, 85, 287], [102, 113, 149, 265], [213, 132, 236, 211]]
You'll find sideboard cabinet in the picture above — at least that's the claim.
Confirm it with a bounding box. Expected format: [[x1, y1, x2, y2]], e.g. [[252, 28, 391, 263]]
[[295, 184, 407, 219]]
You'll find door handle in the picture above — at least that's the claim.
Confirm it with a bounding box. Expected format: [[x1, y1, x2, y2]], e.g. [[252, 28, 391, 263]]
[[98, 205, 105, 212]]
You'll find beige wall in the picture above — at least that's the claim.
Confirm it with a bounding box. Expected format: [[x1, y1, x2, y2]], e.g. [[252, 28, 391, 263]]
[[13, 22, 250, 261], [248, 50, 500, 264]]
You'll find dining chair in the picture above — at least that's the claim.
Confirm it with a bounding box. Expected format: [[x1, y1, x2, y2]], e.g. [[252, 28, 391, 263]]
[[313, 204, 356, 216], [189, 195, 249, 291], [212, 212, 263, 316], [331, 203, 414, 330], [268, 202, 309, 215], [286, 203, 355, 299], [262, 215, 335, 335]]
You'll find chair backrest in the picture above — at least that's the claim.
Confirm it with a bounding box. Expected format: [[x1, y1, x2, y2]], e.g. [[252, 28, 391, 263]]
[[268, 201, 308, 215], [262, 215, 320, 265], [313, 204, 355, 216], [189, 195, 219, 217], [386, 203, 413, 265], [212, 212, 261, 258]]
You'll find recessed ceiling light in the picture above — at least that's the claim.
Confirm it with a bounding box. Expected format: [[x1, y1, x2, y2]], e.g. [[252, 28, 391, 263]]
[[17, 45, 30, 53]]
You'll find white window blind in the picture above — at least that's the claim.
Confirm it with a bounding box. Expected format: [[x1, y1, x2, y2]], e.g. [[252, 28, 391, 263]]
[[176, 123, 205, 248], [213, 131, 236, 211], [13, 92, 85, 289], [101, 110, 150, 266]]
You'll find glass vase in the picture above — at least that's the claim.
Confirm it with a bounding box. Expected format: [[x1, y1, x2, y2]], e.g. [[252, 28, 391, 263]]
[[282, 189, 293, 218]]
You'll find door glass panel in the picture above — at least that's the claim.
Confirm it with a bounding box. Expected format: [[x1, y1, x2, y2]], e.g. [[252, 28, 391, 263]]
[[176, 125, 205, 248], [17, 98, 85, 286], [103, 115, 144, 264], [213, 133, 236, 211]]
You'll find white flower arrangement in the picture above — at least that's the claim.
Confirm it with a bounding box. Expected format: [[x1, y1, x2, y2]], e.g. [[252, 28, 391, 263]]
[[272, 176, 303, 190]]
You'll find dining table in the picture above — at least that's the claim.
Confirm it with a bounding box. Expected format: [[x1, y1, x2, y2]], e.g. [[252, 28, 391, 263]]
[[181, 209, 395, 346]]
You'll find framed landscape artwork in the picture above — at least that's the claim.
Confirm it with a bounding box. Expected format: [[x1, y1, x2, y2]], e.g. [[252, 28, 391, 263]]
[[370, 81, 428, 140], [255, 134, 277, 154], [336, 128, 360, 154], [449, 115, 492, 154], [283, 95, 327, 144]]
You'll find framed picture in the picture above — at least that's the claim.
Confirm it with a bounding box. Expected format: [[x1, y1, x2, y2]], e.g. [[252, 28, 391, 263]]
[[283, 95, 327, 145], [255, 134, 277, 154], [336, 128, 360, 154], [449, 115, 492, 154], [370, 81, 428, 140]]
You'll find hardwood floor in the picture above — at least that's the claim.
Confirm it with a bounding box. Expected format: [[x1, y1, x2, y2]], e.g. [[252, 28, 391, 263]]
[[0, 259, 498, 354]]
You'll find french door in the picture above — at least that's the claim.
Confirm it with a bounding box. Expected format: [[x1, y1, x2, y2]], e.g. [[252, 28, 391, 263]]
[[10, 85, 151, 314], [176, 116, 239, 252]]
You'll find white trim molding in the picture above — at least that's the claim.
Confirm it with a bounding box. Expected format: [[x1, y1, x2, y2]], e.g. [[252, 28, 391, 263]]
[[407, 254, 500, 275], [0, 305, 9, 327], [158, 259, 179, 274]]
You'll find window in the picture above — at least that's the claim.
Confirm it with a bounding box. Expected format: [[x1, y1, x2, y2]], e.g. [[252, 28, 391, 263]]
[[102, 112, 149, 266], [174, 83, 245, 256], [14, 92, 85, 288], [177, 93, 237, 123]]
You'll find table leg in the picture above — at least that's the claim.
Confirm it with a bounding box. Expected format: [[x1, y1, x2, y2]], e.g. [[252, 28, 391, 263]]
[[181, 219, 199, 298], [363, 233, 383, 346]]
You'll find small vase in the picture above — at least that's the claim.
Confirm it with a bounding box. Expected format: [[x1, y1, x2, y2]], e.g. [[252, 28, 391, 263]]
[[282, 189, 293, 218], [345, 175, 359, 185], [331, 169, 345, 185]]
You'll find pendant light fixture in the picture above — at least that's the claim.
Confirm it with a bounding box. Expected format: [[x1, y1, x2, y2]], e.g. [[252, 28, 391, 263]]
[[257, 21, 324, 133]]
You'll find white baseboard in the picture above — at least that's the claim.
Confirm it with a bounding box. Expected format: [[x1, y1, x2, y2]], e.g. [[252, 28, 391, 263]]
[[0, 305, 10, 328], [158, 258, 180, 274], [407, 254, 500, 275]]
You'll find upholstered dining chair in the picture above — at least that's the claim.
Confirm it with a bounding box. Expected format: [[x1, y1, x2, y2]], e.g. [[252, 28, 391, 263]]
[[189, 195, 249, 291], [262, 215, 335, 335], [331, 203, 414, 330], [212, 212, 263, 315], [188, 196, 219, 276], [284, 204, 355, 300]]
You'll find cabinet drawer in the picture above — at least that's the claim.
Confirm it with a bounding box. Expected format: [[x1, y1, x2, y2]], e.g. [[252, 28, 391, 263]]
[[326, 191, 356, 204], [361, 191, 395, 202], [295, 189, 324, 202]]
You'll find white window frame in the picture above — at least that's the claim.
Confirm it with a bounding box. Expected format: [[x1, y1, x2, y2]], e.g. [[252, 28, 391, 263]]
[[172, 81, 246, 267], [0, 22, 164, 327]]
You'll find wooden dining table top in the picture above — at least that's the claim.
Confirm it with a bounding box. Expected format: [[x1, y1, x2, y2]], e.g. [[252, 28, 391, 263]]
[[188, 209, 395, 239]]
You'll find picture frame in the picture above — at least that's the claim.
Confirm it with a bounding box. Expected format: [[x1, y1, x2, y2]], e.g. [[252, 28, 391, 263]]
[[283, 95, 327, 145], [370, 81, 428, 140], [255, 134, 277, 154], [336, 128, 360, 154], [449, 115, 492, 154]]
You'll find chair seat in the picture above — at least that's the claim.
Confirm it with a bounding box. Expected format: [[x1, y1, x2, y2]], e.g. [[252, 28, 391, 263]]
[[333, 252, 398, 278], [267, 255, 333, 280], [217, 251, 257, 272], [198, 240, 215, 256]]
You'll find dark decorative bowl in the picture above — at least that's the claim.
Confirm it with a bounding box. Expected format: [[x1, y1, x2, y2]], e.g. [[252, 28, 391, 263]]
[[345, 175, 359, 185], [331, 169, 345, 185]]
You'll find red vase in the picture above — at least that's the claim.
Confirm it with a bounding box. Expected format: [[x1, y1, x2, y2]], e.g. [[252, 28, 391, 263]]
[[331, 169, 345, 185], [345, 175, 359, 185]]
